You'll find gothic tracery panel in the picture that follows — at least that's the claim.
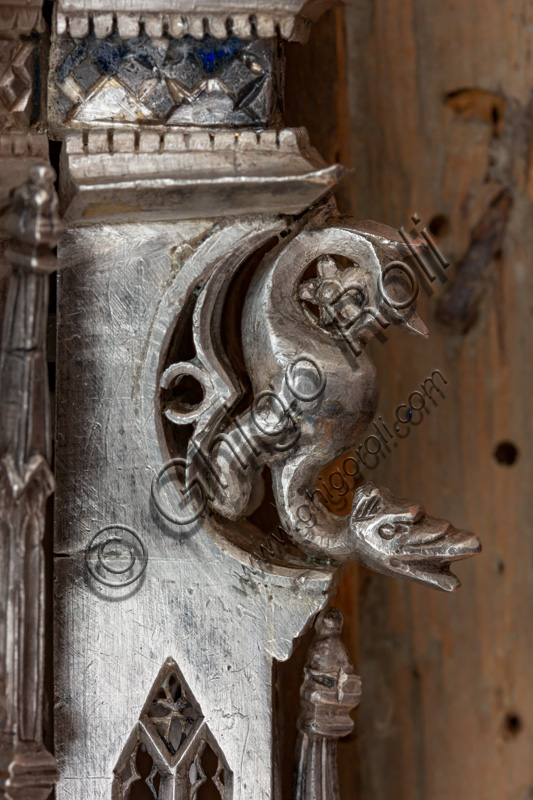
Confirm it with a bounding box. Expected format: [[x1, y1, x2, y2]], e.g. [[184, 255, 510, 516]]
[[114, 659, 233, 800]]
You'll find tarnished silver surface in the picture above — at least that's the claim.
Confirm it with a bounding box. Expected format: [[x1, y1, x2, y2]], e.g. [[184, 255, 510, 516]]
[[0, 166, 62, 800], [52, 210, 481, 800], [0, 2, 61, 793], [54, 218, 338, 800], [0, 0, 45, 136], [47, 0, 482, 794], [52, 0, 340, 47], [0, 0, 49, 214], [47, 0, 344, 139], [49, 24, 283, 135], [293, 607, 361, 800], [59, 127, 343, 223]]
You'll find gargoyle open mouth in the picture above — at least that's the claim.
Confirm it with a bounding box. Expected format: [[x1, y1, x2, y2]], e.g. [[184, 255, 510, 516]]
[[389, 520, 481, 591], [349, 484, 482, 592]]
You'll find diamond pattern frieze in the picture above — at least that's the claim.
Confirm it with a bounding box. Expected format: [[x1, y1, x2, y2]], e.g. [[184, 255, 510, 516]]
[[49, 27, 281, 135]]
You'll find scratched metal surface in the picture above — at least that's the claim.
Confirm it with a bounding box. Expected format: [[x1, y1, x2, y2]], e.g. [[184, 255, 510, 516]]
[[53, 217, 336, 800]]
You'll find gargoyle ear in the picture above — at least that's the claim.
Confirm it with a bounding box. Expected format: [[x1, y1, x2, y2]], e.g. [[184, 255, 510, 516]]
[[352, 483, 381, 522]]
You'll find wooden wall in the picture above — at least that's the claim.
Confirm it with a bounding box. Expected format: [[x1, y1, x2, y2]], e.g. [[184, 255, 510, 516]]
[[285, 2, 533, 797]]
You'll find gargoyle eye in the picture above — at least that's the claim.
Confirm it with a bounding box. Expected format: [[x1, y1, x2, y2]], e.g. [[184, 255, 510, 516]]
[[378, 522, 411, 539]]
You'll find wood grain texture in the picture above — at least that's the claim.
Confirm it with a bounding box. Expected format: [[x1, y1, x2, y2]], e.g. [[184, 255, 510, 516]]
[[286, 2, 533, 797]]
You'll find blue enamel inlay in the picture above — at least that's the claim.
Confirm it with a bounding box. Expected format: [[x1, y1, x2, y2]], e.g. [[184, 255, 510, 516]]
[[188, 35, 244, 75], [93, 41, 123, 74], [57, 30, 250, 82]]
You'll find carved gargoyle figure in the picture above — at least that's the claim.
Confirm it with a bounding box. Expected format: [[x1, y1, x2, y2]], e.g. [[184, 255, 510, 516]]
[[344, 482, 480, 591], [205, 218, 481, 589]]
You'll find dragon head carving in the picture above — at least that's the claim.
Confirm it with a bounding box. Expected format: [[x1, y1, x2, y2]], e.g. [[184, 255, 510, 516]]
[[350, 482, 481, 591]]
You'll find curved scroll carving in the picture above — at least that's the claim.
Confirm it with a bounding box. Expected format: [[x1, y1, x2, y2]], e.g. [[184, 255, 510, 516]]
[[156, 223, 325, 570]]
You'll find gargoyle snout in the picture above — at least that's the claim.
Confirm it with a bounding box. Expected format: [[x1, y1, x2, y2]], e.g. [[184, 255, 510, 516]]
[[390, 518, 482, 592], [396, 518, 481, 562], [350, 484, 482, 592]]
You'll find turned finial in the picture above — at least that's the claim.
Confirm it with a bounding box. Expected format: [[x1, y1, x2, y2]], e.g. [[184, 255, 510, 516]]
[[293, 607, 361, 800]]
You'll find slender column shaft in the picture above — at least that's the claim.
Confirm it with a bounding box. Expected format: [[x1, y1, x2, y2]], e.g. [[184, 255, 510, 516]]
[[0, 165, 62, 800]]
